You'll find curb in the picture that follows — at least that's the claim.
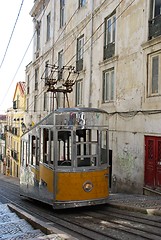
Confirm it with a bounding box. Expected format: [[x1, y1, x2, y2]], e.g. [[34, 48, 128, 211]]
[[8, 203, 77, 240], [108, 203, 161, 216]]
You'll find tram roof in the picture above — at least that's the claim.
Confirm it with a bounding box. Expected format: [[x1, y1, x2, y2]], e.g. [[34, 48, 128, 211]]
[[55, 107, 108, 114], [22, 107, 108, 136]]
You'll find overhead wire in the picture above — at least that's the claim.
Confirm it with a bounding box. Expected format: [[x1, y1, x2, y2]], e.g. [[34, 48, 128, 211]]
[[0, 0, 24, 70], [6, 0, 136, 117], [0, 0, 48, 109], [27, 0, 134, 112], [3, 0, 117, 113], [25, 0, 123, 112]]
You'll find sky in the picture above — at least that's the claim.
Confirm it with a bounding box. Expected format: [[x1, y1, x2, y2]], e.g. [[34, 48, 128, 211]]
[[0, 0, 33, 114]]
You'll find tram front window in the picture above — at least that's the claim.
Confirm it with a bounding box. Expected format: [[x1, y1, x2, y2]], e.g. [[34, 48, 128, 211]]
[[76, 129, 98, 167], [57, 130, 71, 166]]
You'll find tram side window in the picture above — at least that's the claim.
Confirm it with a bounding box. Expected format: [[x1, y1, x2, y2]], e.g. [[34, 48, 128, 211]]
[[76, 129, 98, 167], [21, 141, 28, 167], [101, 130, 108, 164], [36, 137, 40, 166], [31, 136, 36, 165], [43, 129, 49, 164], [57, 131, 71, 166], [41, 128, 54, 165]]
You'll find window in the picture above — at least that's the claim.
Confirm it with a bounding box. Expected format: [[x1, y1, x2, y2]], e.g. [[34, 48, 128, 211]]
[[151, 0, 161, 18], [76, 35, 84, 71], [26, 98, 29, 112], [148, 52, 161, 96], [76, 129, 97, 167], [34, 95, 37, 112], [44, 92, 48, 111], [58, 50, 63, 79], [46, 12, 51, 41], [103, 68, 114, 102], [60, 0, 65, 28], [13, 100, 17, 109], [149, 0, 161, 39], [79, 0, 86, 8], [104, 13, 116, 59], [27, 75, 30, 94], [40, 128, 54, 165], [35, 68, 39, 90], [57, 130, 71, 166], [76, 80, 83, 106], [36, 23, 40, 51], [45, 60, 49, 83]]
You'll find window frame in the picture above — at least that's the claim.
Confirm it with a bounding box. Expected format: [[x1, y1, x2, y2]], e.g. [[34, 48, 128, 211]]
[[76, 35, 84, 71], [44, 91, 48, 111], [148, 51, 161, 97], [75, 79, 83, 106], [60, 0, 65, 28], [34, 95, 37, 112], [151, 0, 161, 18], [35, 68, 39, 90], [105, 14, 116, 46], [46, 12, 51, 41], [102, 68, 115, 102], [77, 35, 84, 61], [36, 23, 40, 51], [27, 75, 30, 94]]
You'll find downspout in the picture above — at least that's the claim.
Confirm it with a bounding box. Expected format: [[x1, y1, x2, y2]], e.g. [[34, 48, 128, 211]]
[[88, 0, 94, 107]]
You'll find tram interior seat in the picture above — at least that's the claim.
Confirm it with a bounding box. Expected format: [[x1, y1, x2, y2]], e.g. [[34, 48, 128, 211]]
[[78, 157, 91, 167], [58, 160, 71, 166]]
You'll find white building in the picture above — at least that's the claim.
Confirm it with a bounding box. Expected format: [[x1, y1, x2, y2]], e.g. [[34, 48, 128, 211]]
[[0, 115, 7, 174], [25, 0, 161, 194]]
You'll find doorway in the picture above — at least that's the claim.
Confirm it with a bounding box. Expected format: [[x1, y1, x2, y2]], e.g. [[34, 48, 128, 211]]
[[144, 136, 161, 188]]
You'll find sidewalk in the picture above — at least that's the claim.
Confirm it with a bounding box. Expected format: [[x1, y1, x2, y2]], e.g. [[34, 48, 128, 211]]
[[0, 173, 161, 216], [108, 193, 161, 216]]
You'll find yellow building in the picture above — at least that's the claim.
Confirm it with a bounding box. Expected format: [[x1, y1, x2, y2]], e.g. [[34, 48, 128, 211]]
[[6, 82, 25, 178]]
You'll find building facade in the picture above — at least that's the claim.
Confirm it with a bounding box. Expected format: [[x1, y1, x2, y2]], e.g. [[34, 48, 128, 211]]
[[6, 82, 26, 177], [25, 0, 161, 194], [0, 115, 7, 174]]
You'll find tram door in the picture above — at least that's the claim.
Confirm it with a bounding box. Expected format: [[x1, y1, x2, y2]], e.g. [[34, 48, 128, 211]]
[[145, 136, 161, 188]]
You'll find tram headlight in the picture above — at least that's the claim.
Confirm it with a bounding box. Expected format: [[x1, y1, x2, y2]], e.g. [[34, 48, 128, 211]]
[[83, 181, 93, 192]]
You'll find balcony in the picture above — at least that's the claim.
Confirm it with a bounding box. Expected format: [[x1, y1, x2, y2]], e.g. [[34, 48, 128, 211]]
[[104, 42, 115, 60], [149, 14, 161, 39]]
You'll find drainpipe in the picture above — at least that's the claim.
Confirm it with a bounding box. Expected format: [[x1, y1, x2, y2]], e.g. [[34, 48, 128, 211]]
[[88, 0, 94, 107]]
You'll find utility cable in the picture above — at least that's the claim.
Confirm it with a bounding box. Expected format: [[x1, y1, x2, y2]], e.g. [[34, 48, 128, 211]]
[[7, 0, 136, 116], [0, 0, 24, 69], [20, 0, 136, 114]]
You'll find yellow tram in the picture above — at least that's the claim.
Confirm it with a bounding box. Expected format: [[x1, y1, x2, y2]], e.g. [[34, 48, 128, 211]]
[[20, 108, 109, 209]]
